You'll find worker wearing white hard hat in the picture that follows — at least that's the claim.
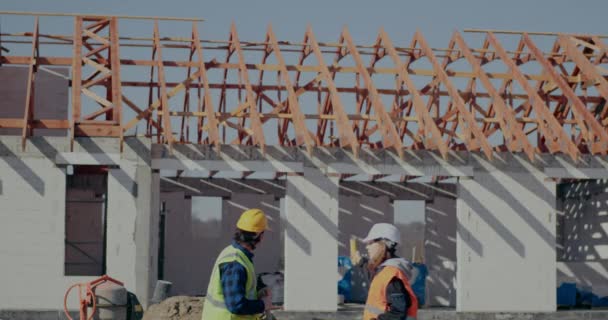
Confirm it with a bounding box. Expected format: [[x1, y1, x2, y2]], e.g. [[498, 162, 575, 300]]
[[361, 223, 418, 320]]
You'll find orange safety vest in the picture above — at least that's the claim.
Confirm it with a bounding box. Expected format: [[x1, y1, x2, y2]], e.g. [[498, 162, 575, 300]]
[[363, 261, 418, 320]]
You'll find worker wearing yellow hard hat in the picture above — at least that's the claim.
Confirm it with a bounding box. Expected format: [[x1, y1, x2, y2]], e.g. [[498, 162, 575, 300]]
[[201, 209, 272, 320]]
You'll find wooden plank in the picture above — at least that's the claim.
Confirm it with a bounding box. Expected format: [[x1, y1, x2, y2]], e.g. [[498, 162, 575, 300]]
[[117, 79, 604, 103], [82, 88, 113, 108], [83, 72, 112, 89], [173, 111, 554, 124], [121, 94, 162, 131], [84, 106, 113, 120], [0, 119, 69, 128], [415, 30, 494, 159], [75, 124, 121, 137], [381, 31, 450, 157], [306, 25, 359, 157], [84, 18, 110, 31], [267, 25, 315, 155], [33, 119, 70, 128], [192, 22, 220, 148], [83, 28, 110, 46], [453, 31, 535, 160], [22, 17, 38, 150], [342, 27, 403, 158], [487, 32, 579, 160], [523, 33, 608, 154], [180, 38, 194, 143], [82, 56, 111, 75], [78, 120, 119, 125], [0, 55, 597, 83], [230, 23, 266, 151], [83, 42, 108, 61], [0, 56, 72, 65], [121, 68, 203, 131], [570, 37, 601, 52], [559, 36, 608, 126], [153, 20, 174, 149], [109, 17, 123, 148], [216, 74, 326, 139], [71, 17, 83, 151]]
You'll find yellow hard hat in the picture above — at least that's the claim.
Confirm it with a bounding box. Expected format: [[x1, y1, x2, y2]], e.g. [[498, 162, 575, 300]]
[[236, 208, 268, 233]]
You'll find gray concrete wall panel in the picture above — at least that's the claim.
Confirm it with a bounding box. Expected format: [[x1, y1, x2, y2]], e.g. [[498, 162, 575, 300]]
[[284, 168, 339, 311], [426, 196, 457, 307], [457, 170, 556, 312]]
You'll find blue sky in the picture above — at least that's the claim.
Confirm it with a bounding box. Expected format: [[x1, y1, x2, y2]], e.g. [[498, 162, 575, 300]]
[[2, 0, 606, 46]]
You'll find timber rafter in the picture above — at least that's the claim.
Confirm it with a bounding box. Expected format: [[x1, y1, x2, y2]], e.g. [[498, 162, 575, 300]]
[[2, 12, 608, 160]]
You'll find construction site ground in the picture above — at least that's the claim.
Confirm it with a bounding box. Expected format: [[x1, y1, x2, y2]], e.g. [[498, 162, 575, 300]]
[[3, 304, 608, 320], [139, 298, 608, 320]]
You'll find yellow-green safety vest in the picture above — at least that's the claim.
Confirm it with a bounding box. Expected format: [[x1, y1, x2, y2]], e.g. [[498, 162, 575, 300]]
[[201, 245, 260, 320]]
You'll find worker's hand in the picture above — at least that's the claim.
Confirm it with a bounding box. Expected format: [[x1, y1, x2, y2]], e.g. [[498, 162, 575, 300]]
[[259, 287, 273, 311], [262, 293, 273, 311]]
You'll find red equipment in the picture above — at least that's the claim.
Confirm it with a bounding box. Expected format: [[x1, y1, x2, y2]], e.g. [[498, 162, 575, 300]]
[[63, 275, 124, 320]]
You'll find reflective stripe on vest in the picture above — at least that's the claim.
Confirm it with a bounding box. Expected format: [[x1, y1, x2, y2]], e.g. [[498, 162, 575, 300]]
[[201, 245, 259, 320], [204, 294, 227, 309], [363, 264, 418, 320], [364, 304, 384, 315]]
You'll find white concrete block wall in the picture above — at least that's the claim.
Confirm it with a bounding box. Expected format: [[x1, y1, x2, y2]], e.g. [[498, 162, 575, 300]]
[[425, 195, 457, 307], [457, 171, 556, 312], [106, 162, 138, 293], [134, 165, 160, 307], [284, 168, 339, 311], [0, 157, 80, 309], [0, 156, 142, 310]]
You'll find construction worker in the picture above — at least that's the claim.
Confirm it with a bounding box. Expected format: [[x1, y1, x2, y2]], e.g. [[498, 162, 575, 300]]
[[201, 208, 273, 320], [361, 223, 418, 320]]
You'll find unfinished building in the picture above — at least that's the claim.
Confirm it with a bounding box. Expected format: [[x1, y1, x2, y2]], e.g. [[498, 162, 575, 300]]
[[0, 11, 608, 319]]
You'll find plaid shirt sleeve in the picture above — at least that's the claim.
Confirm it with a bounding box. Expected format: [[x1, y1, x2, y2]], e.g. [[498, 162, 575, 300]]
[[219, 261, 265, 315]]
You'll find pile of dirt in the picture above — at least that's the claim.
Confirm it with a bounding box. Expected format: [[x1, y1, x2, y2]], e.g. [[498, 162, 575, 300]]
[[142, 296, 204, 320]]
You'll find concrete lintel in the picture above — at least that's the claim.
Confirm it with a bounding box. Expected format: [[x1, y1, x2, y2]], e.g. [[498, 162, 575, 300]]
[[151, 158, 304, 173], [55, 152, 121, 166], [545, 167, 608, 179], [323, 162, 474, 176], [160, 177, 457, 200], [544, 155, 608, 178], [305, 148, 473, 176], [152, 144, 301, 162]]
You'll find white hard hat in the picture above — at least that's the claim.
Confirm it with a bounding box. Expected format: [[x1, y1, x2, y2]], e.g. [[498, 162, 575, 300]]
[[362, 223, 401, 244]]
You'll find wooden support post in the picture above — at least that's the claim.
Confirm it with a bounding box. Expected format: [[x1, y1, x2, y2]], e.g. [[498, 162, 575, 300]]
[[379, 29, 450, 158], [230, 23, 266, 152], [192, 22, 220, 150], [22, 17, 39, 151], [559, 36, 608, 127], [306, 25, 359, 157], [109, 17, 124, 149], [267, 25, 315, 155], [342, 27, 403, 158], [487, 32, 579, 161], [153, 20, 174, 150], [71, 16, 83, 151], [415, 30, 494, 159], [524, 33, 608, 154], [453, 31, 535, 160]]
